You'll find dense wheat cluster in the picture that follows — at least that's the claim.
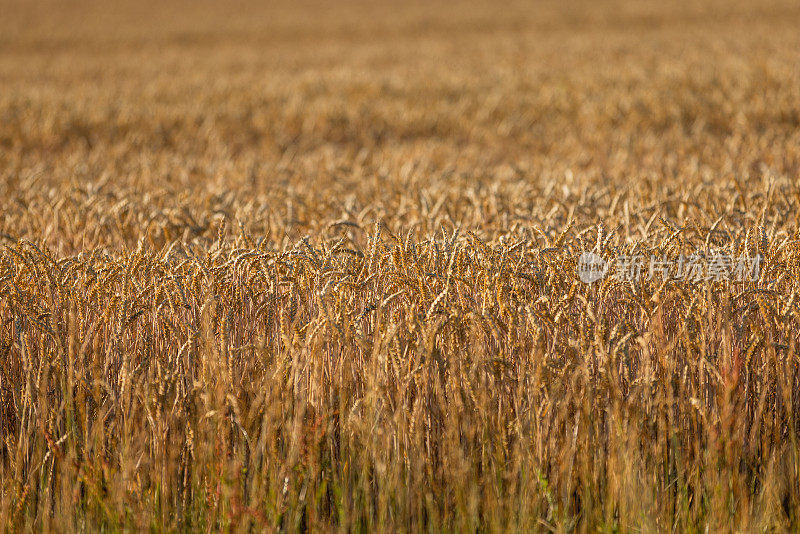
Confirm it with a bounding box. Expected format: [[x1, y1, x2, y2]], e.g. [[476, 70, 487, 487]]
[[2, 0, 800, 531]]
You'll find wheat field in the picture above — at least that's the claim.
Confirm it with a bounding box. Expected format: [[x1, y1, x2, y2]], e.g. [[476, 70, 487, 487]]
[[2, 0, 800, 531]]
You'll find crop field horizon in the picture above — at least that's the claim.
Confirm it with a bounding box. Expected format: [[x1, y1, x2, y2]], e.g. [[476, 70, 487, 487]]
[[2, 0, 800, 531]]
